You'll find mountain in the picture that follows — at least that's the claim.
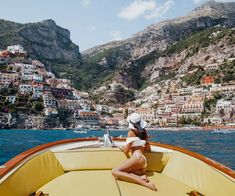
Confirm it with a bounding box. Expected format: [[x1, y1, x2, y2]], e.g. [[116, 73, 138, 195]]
[[81, 0, 235, 104], [0, 19, 81, 66], [0, 1, 235, 105]]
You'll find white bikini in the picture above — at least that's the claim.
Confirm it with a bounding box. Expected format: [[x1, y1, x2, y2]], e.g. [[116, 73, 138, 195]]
[[125, 137, 147, 168]]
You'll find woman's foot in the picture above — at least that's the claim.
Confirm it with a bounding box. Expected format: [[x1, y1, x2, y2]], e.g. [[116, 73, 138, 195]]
[[145, 182, 157, 191], [140, 175, 149, 182]]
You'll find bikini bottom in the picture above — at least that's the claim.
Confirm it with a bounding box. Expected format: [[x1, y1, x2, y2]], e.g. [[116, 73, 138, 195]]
[[133, 152, 147, 168]]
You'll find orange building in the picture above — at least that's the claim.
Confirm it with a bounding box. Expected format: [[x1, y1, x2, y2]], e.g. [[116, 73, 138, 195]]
[[0, 50, 12, 58], [201, 76, 214, 85]]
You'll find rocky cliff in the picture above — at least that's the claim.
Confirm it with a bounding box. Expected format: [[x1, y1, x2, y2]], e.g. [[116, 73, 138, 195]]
[[0, 19, 81, 65], [81, 1, 235, 104]]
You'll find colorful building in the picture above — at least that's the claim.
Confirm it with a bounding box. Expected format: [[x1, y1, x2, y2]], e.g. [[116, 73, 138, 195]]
[[201, 76, 215, 85]]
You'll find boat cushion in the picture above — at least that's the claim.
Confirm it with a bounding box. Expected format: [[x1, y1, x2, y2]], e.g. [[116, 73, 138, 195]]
[[0, 151, 64, 196], [37, 170, 120, 196], [55, 148, 170, 172], [37, 170, 195, 196], [117, 171, 196, 196], [162, 151, 235, 196]]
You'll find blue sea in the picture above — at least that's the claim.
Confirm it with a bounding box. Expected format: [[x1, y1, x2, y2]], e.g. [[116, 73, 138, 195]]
[[0, 129, 234, 170]]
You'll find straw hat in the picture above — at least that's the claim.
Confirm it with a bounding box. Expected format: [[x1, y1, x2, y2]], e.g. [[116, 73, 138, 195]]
[[127, 113, 147, 131]]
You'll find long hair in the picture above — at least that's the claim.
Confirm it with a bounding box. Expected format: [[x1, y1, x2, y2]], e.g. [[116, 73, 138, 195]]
[[131, 129, 147, 140]]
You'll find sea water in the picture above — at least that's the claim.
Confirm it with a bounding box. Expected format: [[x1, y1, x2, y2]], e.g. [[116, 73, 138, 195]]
[[0, 129, 234, 170]]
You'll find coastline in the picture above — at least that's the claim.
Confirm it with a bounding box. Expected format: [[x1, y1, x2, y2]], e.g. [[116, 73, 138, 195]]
[[1, 125, 235, 132], [148, 125, 235, 131]]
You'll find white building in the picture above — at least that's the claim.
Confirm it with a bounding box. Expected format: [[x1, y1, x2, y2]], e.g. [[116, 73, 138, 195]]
[[178, 87, 194, 96], [7, 45, 25, 54], [32, 60, 45, 68], [43, 93, 57, 108], [33, 75, 43, 82], [95, 104, 113, 113], [192, 88, 205, 96], [19, 84, 32, 94], [80, 103, 90, 111], [178, 113, 202, 119], [22, 73, 43, 82], [204, 116, 223, 125], [73, 91, 81, 100], [216, 99, 232, 115], [80, 92, 89, 99], [136, 107, 156, 122], [0, 73, 18, 86], [210, 85, 235, 93], [6, 96, 16, 104], [32, 83, 43, 98], [182, 96, 204, 113], [58, 99, 81, 110], [21, 64, 36, 75], [45, 108, 58, 116]]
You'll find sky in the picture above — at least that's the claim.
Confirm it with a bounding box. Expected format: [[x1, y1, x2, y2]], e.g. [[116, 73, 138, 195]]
[[0, 0, 234, 51]]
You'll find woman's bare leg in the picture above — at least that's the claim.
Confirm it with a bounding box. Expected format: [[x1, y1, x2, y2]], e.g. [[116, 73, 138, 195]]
[[112, 169, 156, 191], [112, 157, 156, 191], [132, 168, 145, 175], [131, 168, 149, 182], [130, 173, 149, 182]]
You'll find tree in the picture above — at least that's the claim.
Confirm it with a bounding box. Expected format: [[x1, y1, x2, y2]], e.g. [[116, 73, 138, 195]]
[[124, 108, 128, 119], [179, 116, 187, 125], [33, 102, 44, 113], [57, 109, 70, 127], [229, 108, 234, 122], [0, 88, 8, 96], [218, 108, 225, 117]]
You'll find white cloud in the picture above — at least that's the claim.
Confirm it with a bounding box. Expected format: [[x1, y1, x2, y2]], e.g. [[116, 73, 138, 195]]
[[118, 0, 156, 20], [88, 25, 96, 31], [109, 31, 122, 41], [145, 0, 175, 19], [215, 0, 235, 1], [192, 0, 203, 3], [81, 0, 91, 7], [192, 0, 235, 4], [118, 0, 175, 20]]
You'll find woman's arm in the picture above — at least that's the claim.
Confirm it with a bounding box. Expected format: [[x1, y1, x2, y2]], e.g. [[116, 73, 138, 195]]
[[144, 131, 151, 152], [145, 141, 151, 152], [121, 143, 131, 155], [119, 131, 135, 155]]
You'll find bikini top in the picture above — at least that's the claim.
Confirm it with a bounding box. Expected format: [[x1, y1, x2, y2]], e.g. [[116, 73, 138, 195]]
[[125, 137, 146, 147]]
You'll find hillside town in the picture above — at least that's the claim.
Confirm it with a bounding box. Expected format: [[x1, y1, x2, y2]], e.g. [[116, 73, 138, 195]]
[[0, 45, 235, 129]]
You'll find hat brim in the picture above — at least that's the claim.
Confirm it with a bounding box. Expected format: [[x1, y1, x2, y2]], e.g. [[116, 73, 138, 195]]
[[127, 116, 147, 130]]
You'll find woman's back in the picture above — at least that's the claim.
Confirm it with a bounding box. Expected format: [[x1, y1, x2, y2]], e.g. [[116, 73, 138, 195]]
[[127, 130, 151, 153]]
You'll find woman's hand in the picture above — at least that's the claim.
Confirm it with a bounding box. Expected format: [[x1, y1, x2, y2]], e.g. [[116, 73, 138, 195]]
[[118, 145, 124, 151]]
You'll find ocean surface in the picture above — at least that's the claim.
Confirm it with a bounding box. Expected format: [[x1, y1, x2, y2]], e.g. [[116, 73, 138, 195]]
[[0, 129, 234, 170]]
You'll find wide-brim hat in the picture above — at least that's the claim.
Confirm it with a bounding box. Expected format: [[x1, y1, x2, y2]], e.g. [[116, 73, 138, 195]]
[[127, 113, 147, 131]]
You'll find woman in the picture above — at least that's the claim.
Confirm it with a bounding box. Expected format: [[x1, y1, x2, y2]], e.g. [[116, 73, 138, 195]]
[[112, 113, 157, 191]]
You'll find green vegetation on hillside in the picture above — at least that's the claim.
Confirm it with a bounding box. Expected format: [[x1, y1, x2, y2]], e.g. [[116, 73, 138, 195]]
[[166, 27, 234, 57], [181, 59, 235, 86], [217, 60, 235, 83], [52, 26, 234, 92], [52, 47, 131, 91], [182, 68, 206, 85], [205, 60, 235, 83], [0, 89, 44, 114]]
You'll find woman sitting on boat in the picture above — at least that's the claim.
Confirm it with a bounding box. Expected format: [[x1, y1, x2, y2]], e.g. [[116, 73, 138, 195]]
[[112, 113, 157, 191]]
